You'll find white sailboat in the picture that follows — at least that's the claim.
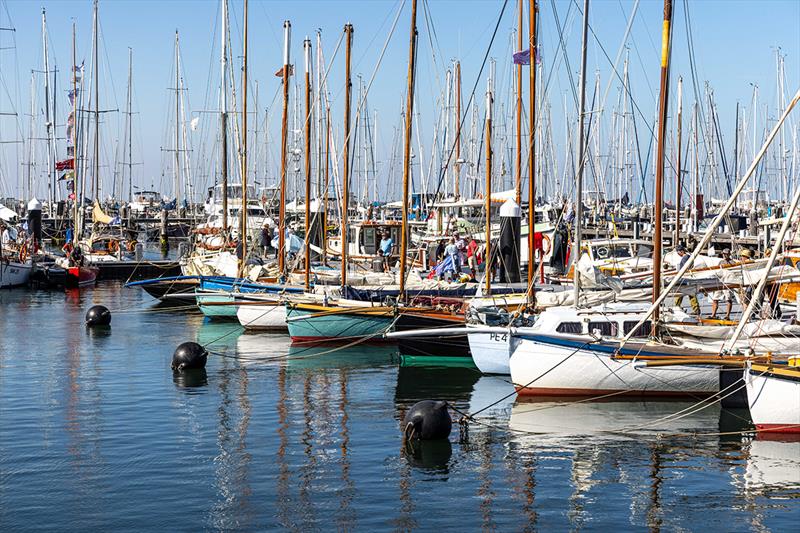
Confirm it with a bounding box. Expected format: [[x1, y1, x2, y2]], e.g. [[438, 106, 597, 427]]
[[744, 359, 800, 434]]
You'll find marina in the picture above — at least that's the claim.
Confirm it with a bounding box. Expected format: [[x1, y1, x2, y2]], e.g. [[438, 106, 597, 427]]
[[1, 0, 799, 530]]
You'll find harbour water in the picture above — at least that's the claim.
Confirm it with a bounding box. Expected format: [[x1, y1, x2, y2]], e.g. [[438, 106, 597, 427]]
[[1, 283, 798, 531]]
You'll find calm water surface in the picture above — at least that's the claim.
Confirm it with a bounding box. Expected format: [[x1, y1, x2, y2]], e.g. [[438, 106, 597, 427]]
[[1, 282, 798, 531]]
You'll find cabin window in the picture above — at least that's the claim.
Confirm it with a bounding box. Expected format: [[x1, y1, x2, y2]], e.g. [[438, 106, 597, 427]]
[[623, 320, 651, 337], [362, 227, 377, 255], [556, 322, 583, 334], [588, 321, 616, 337]]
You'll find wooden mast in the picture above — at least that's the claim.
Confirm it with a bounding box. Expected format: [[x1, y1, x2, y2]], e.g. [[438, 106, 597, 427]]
[[340, 23, 353, 289], [278, 21, 291, 278], [92, 0, 99, 201], [514, 0, 523, 205], [399, 0, 418, 301], [238, 0, 248, 277], [323, 105, 331, 266], [652, 0, 673, 329], [572, 0, 590, 307], [126, 48, 133, 203], [303, 37, 313, 290], [454, 61, 461, 199], [220, 0, 229, 235], [174, 31, 181, 208], [673, 76, 682, 247], [71, 21, 79, 245], [527, 0, 538, 304], [484, 78, 494, 296]]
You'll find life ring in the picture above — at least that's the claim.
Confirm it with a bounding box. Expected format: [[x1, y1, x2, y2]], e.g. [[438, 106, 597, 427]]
[[107, 240, 120, 253], [541, 234, 551, 255]]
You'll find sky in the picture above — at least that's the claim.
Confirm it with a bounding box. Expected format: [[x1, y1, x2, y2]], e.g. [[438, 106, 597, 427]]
[[0, 0, 799, 204]]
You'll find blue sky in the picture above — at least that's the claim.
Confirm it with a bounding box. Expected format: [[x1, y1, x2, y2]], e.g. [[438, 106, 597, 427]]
[[0, 0, 798, 202]]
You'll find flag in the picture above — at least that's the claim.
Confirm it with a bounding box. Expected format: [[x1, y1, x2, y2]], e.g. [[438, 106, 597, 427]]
[[190, 117, 200, 131], [513, 49, 530, 65], [66, 111, 75, 143], [55, 158, 74, 171], [274, 64, 294, 77], [59, 170, 75, 181], [68, 89, 79, 106], [512, 47, 541, 65]]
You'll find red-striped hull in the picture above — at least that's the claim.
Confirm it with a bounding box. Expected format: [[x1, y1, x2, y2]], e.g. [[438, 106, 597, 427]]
[[515, 386, 716, 398], [755, 423, 800, 434]]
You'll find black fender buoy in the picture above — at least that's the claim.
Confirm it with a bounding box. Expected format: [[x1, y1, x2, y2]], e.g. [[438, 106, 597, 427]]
[[403, 400, 451, 441], [85, 305, 111, 326], [171, 342, 208, 371]]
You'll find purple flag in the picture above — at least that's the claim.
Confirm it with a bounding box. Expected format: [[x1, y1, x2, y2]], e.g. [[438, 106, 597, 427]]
[[513, 47, 541, 66], [513, 48, 530, 65]]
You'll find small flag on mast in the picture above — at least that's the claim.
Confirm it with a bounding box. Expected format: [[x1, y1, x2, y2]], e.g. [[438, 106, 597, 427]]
[[513, 47, 541, 65]]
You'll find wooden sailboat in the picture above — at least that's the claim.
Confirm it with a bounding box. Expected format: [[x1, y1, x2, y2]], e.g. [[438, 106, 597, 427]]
[[61, 13, 98, 288], [507, 0, 720, 396], [745, 358, 800, 433]]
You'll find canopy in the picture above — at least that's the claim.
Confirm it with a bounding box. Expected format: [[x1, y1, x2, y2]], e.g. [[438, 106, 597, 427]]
[[0, 205, 17, 222]]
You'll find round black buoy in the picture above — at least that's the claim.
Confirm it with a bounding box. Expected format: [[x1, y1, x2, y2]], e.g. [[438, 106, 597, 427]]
[[85, 305, 111, 326], [403, 400, 452, 441], [171, 342, 208, 371]]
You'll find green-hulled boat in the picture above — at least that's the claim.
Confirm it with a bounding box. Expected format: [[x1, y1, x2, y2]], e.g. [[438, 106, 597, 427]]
[[285, 302, 396, 343]]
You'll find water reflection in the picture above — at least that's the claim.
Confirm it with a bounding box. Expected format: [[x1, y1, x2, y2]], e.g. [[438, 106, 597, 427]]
[[209, 353, 254, 530], [743, 436, 800, 495], [285, 342, 398, 370], [172, 369, 208, 390], [509, 399, 719, 439], [3, 283, 800, 531], [85, 325, 112, 341], [395, 365, 480, 406], [402, 439, 452, 472]]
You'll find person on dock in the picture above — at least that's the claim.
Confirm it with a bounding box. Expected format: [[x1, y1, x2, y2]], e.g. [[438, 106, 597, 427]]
[[709, 248, 734, 320], [445, 236, 460, 274], [454, 232, 466, 268], [673, 244, 700, 315], [377, 231, 394, 272], [260, 223, 272, 257], [466, 235, 480, 282], [0, 221, 12, 247]]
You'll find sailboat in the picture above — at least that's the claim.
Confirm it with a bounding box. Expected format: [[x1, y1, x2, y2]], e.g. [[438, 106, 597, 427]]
[[745, 358, 800, 433], [507, 0, 723, 396], [0, 212, 33, 288]]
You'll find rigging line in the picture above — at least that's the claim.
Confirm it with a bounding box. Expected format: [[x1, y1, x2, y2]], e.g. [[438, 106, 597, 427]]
[[546, 0, 579, 109], [570, 0, 654, 141], [326, 1, 400, 179], [430, 0, 510, 201]]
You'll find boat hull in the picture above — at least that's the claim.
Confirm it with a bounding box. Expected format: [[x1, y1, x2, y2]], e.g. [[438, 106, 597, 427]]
[[745, 365, 800, 433], [237, 301, 287, 331], [65, 266, 99, 288], [286, 304, 394, 344], [395, 312, 470, 360], [468, 328, 512, 374], [509, 334, 720, 397], [137, 278, 199, 303], [196, 292, 239, 319], [0, 260, 32, 288]]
